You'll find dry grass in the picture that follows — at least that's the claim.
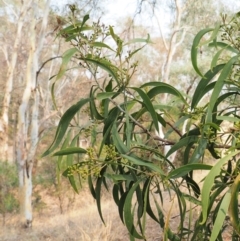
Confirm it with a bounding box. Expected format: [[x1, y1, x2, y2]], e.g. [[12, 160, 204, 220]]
[[0, 170, 234, 241], [0, 188, 129, 241], [0, 186, 194, 241]]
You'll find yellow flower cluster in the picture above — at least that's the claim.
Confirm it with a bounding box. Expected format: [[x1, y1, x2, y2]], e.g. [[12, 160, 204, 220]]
[[66, 160, 101, 180], [105, 144, 118, 161]]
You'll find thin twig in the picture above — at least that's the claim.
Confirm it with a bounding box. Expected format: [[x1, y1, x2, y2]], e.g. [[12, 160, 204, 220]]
[[166, 121, 182, 138], [36, 56, 62, 80]]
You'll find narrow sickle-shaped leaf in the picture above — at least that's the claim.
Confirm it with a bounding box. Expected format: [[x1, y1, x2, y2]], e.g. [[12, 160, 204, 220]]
[[80, 57, 120, 86], [229, 173, 240, 235], [206, 55, 239, 123], [166, 136, 199, 158], [56, 48, 78, 80], [191, 28, 213, 77], [42, 98, 90, 157], [210, 191, 231, 241], [168, 163, 212, 179], [79, 14, 90, 31], [53, 147, 87, 156], [199, 23, 220, 47], [131, 87, 159, 132], [189, 138, 208, 163], [141, 82, 186, 103], [124, 179, 144, 239], [201, 150, 240, 225], [209, 42, 239, 54], [122, 154, 164, 175], [95, 166, 108, 225], [191, 64, 224, 109], [91, 42, 115, 51], [68, 175, 79, 194], [112, 122, 129, 154], [96, 92, 117, 100]]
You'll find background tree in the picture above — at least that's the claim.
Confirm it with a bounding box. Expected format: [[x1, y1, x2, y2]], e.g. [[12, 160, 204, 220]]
[[0, 0, 107, 227], [0, 0, 31, 161]]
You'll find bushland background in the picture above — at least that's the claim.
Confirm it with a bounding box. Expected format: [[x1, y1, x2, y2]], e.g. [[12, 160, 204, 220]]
[[0, 0, 237, 240]]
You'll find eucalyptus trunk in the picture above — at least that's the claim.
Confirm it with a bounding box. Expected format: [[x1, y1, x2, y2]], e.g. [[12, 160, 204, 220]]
[[0, 1, 31, 161], [16, 0, 49, 227]]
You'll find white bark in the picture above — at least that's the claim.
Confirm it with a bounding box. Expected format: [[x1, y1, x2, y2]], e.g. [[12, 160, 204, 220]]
[[16, 0, 49, 227], [0, 1, 31, 161]]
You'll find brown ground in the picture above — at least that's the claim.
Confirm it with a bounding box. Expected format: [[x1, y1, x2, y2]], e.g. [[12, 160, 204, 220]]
[[0, 170, 234, 241]]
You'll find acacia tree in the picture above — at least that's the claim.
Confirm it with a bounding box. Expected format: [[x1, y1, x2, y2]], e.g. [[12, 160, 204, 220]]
[[44, 7, 240, 241], [116, 0, 227, 164]]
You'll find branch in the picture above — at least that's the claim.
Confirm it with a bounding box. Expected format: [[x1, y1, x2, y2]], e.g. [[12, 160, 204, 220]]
[[166, 121, 182, 138], [36, 56, 62, 80], [39, 110, 58, 127], [105, 95, 176, 146], [0, 46, 9, 67], [153, 136, 175, 145], [2, 0, 18, 19], [155, 15, 169, 51], [214, 144, 232, 149]]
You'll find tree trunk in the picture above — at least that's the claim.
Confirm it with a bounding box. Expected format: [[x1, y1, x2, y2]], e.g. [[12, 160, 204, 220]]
[[16, 0, 49, 227], [0, 1, 31, 161]]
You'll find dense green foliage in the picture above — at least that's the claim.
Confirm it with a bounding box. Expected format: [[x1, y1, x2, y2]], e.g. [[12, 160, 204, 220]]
[[44, 7, 240, 240]]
